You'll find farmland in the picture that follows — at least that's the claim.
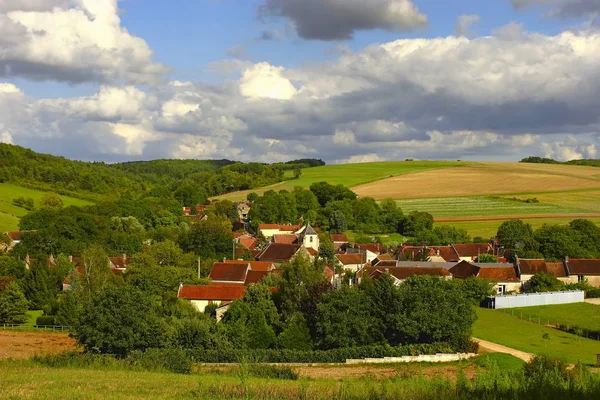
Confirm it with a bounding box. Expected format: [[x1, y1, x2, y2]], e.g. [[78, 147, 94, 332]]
[[473, 307, 600, 365], [217, 160, 467, 201], [502, 303, 600, 333], [0, 183, 93, 232]]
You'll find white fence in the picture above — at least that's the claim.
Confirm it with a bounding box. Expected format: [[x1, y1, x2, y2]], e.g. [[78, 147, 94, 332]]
[[484, 290, 584, 309], [347, 353, 476, 364]]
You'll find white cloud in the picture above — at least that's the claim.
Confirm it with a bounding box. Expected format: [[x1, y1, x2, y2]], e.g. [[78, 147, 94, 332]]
[[542, 136, 598, 161], [337, 154, 384, 164], [0, 0, 167, 84], [0, 131, 13, 144], [239, 63, 297, 100], [259, 0, 427, 40], [455, 14, 481, 37], [332, 130, 356, 145]]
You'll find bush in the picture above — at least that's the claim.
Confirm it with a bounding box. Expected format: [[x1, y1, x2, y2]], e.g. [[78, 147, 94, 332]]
[[189, 342, 456, 364], [33, 352, 120, 369], [586, 289, 600, 298], [248, 365, 298, 380], [127, 348, 192, 374], [36, 315, 56, 326]]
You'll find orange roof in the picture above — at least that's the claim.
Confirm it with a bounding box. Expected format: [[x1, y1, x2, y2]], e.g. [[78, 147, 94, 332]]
[[273, 234, 298, 244], [209, 262, 249, 282], [567, 259, 600, 275], [366, 266, 450, 280], [245, 270, 270, 285], [239, 237, 257, 249], [452, 244, 492, 258], [223, 260, 274, 272], [354, 244, 384, 254], [258, 224, 281, 230], [336, 253, 364, 265], [323, 266, 335, 280], [449, 261, 480, 279], [477, 266, 520, 282], [330, 234, 349, 243], [178, 285, 246, 301], [257, 243, 302, 262], [518, 259, 567, 277], [307, 247, 318, 256]]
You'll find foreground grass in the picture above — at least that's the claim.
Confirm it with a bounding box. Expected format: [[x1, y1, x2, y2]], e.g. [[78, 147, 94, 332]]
[[473, 308, 600, 365], [503, 303, 600, 333], [0, 183, 93, 232]]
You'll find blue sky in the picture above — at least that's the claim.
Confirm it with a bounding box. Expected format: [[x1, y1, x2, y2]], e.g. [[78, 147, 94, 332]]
[[0, 0, 599, 163]]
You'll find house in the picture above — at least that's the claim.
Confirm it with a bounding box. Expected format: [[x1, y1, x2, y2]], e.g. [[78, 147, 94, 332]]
[[183, 205, 208, 216], [450, 261, 520, 294], [296, 223, 320, 251], [565, 258, 600, 287], [397, 245, 460, 263], [3, 231, 36, 250], [237, 202, 251, 221], [515, 258, 570, 286], [335, 253, 365, 273], [256, 243, 311, 264], [330, 234, 349, 251], [358, 266, 451, 286], [344, 243, 384, 264], [178, 284, 247, 313], [209, 260, 276, 285], [451, 243, 494, 262], [257, 224, 300, 239]]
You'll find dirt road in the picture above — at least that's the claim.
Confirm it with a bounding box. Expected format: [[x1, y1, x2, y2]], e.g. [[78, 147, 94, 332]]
[[474, 338, 533, 362]]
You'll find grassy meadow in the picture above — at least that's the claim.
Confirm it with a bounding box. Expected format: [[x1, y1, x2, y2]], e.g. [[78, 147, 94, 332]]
[[473, 308, 600, 365], [502, 303, 600, 333], [0, 183, 92, 232]]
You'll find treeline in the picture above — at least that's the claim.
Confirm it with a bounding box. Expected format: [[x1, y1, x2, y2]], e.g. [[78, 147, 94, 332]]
[[0, 144, 322, 202], [497, 219, 600, 260], [521, 156, 600, 167], [247, 183, 471, 245]]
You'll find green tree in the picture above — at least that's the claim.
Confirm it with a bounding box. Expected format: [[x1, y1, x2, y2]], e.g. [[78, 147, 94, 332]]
[[220, 301, 276, 350], [359, 274, 404, 345], [402, 211, 434, 236], [214, 200, 238, 224], [454, 277, 496, 305], [0, 282, 29, 324], [475, 254, 498, 263], [497, 220, 534, 250], [380, 198, 404, 233], [534, 224, 589, 260], [55, 291, 81, 327], [246, 192, 259, 202], [276, 312, 313, 350], [186, 219, 234, 259], [22, 259, 53, 309], [74, 285, 170, 356], [242, 284, 280, 330], [524, 273, 565, 293], [76, 245, 112, 303], [40, 192, 63, 210]]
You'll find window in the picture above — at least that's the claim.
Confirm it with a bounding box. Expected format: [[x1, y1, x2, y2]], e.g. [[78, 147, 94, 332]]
[[578, 275, 585, 283], [310, 236, 313, 243], [497, 285, 506, 295]]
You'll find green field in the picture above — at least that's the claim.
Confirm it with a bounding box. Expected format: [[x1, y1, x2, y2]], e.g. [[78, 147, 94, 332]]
[[0, 183, 92, 232], [502, 303, 600, 333], [473, 308, 600, 365], [441, 217, 600, 239], [217, 161, 467, 201], [395, 196, 590, 218]]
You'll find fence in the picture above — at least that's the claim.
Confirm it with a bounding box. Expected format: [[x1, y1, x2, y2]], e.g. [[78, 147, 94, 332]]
[[0, 323, 71, 332], [498, 308, 600, 341], [484, 290, 584, 309]]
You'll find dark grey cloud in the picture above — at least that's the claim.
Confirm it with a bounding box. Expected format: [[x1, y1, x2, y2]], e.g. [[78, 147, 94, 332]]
[[258, 0, 427, 40], [510, 0, 600, 18]]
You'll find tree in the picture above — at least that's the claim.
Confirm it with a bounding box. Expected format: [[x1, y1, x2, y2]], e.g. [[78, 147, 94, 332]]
[[22, 259, 53, 309], [534, 224, 590, 260], [475, 254, 498, 263], [77, 245, 112, 303], [246, 192, 259, 202], [497, 220, 534, 250], [55, 290, 81, 327], [74, 285, 170, 356], [242, 284, 280, 330], [329, 210, 347, 234], [110, 216, 145, 234], [318, 236, 336, 266], [309, 182, 356, 207], [40, 192, 63, 210], [569, 219, 600, 258], [359, 273, 404, 345], [380, 199, 404, 233], [186, 219, 234, 259], [276, 312, 313, 350], [402, 211, 434, 236], [219, 300, 276, 350], [454, 277, 496, 305], [214, 200, 238, 224], [315, 287, 383, 349], [524, 273, 564, 293], [0, 282, 29, 324]]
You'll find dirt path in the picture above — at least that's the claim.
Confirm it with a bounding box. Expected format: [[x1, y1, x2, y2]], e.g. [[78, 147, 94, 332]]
[[435, 213, 600, 223], [585, 299, 600, 305], [473, 338, 533, 362]]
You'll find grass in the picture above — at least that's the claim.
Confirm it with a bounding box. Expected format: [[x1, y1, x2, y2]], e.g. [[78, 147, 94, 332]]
[[216, 161, 466, 201], [345, 231, 406, 246], [510, 189, 600, 213], [24, 311, 43, 327], [395, 196, 590, 218], [473, 307, 600, 365], [440, 217, 600, 238], [502, 303, 600, 333], [472, 353, 526, 372], [0, 183, 93, 232]]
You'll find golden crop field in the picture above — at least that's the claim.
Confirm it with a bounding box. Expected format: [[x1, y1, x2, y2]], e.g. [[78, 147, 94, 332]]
[[353, 163, 600, 200]]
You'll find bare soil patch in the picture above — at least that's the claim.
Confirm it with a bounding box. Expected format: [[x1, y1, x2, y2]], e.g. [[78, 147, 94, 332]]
[[353, 163, 600, 200], [0, 330, 77, 359], [294, 364, 477, 380]]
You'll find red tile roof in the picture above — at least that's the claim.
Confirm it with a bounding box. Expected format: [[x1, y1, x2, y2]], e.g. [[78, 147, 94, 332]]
[[477, 266, 520, 282], [4, 231, 35, 241], [245, 270, 269, 285], [323, 266, 335, 280], [258, 224, 300, 232], [366, 266, 450, 280], [239, 237, 257, 249], [399, 246, 459, 262], [449, 261, 480, 279], [178, 285, 247, 301], [109, 256, 131, 269], [336, 253, 364, 265], [273, 234, 298, 244], [567, 259, 600, 275], [307, 247, 318, 256], [354, 244, 384, 254], [223, 260, 275, 272], [452, 244, 493, 258], [518, 259, 567, 277], [209, 262, 249, 282], [330, 234, 349, 243], [257, 243, 302, 262]]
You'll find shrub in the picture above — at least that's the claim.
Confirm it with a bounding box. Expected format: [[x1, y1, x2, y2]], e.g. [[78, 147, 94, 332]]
[[127, 348, 192, 374], [586, 289, 600, 299], [36, 315, 56, 326], [248, 365, 298, 380]]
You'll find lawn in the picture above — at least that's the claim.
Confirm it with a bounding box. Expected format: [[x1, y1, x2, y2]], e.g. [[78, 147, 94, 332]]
[[502, 303, 600, 333], [473, 307, 600, 365], [216, 161, 466, 201], [440, 217, 600, 239], [509, 189, 600, 213], [0, 183, 93, 232], [395, 196, 589, 218], [344, 231, 406, 246]]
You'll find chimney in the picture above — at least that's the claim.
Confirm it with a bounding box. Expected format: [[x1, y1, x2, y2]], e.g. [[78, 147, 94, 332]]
[[122, 253, 127, 262], [564, 256, 571, 277], [177, 282, 183, 296], [223, 257, 226, 263], [68, 255, 73, 263], [436, 250, 440, 256]]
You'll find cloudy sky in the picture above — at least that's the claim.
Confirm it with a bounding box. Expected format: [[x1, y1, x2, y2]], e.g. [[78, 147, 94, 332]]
[[1, 0, 600, 164]]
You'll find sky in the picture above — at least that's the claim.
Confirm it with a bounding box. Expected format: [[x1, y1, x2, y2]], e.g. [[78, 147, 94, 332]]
[[1, 0, 600, 164]]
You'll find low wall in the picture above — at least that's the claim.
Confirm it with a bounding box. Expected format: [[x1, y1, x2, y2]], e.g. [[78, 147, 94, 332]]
[[346, 353, 476, 364], [485, 290, 584, 309]]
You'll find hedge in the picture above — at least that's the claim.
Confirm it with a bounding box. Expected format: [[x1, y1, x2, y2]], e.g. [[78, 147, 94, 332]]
[[188, 342, 461, 364], [36, 315, 56, 326]]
